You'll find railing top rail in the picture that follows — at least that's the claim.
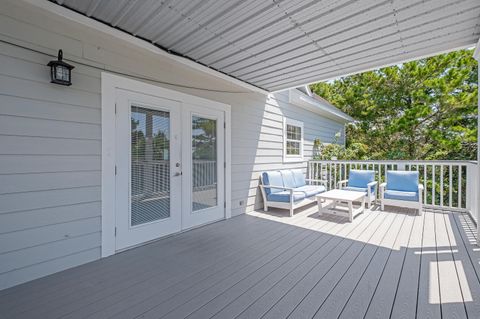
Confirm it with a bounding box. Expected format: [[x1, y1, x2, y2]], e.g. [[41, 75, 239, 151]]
[[309, 159, 477, 164]]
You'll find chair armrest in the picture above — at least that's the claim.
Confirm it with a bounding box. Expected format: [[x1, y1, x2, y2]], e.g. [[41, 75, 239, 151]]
[[379, 182, 387, 199], [337, 179, 348, 189], [367, 181, 378, 196], [259, 184, 294, 191], [305, 179, 328, 186], [418, 184, 424, 204]]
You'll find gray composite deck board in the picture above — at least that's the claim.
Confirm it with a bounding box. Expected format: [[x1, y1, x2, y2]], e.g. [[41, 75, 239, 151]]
[[416, 211, 442, 319], [387, 212, 424, 319], [338, 212, 414, 319], [0, 206, 479, 319]]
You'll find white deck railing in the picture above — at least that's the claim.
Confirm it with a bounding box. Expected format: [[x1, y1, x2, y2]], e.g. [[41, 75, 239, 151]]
[[308, 160, 478, 221], [132, 160, 217, 196]]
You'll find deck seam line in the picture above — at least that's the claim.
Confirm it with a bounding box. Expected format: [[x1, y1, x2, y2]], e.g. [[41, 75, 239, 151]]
[[311, 213, 405, 318], [443, 212, 469, 319], [281, 212, 390, 318], [153, 213, 341, 319], [331, 212, 409, 319], [210, 212, 370, 319], [232, 212, 378, 319]]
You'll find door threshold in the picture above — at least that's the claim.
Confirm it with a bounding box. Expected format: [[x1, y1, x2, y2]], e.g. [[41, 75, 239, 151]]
[[115, 217, 226, 254]]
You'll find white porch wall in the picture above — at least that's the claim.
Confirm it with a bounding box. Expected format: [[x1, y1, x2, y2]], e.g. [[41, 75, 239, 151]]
[[0, 1, 345, 290]]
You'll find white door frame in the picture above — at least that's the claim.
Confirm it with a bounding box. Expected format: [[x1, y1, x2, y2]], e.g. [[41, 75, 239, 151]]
[[101, 72, 231, 257]]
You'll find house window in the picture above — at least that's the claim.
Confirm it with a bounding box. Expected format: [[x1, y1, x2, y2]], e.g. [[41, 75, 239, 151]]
[[284, 118, 303, 162]]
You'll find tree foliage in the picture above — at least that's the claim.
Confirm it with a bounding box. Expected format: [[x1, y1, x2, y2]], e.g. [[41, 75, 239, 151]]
[[310, 49, 478, 160]]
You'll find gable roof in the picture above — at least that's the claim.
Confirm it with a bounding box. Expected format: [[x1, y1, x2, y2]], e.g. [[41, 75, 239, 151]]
[[289, 87, 354, 123]]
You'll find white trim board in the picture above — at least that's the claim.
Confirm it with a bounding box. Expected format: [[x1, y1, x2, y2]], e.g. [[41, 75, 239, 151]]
[[474, 38, 480, 61], [288, 89, 353, 123], [101, 72, 232, 257]]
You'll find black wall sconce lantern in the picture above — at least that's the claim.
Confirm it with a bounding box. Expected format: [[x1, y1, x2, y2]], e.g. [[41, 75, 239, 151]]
[[47, 50, 74, 86]]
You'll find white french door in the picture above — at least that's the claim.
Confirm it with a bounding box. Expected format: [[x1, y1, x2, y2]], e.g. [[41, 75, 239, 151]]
[[114, 89, 225, 251], [115, 90, 182, 250], [182, 104, 225, 230]]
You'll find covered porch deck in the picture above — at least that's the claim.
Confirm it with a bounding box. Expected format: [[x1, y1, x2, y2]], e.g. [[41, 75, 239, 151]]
[[1, 205, 479, 319]]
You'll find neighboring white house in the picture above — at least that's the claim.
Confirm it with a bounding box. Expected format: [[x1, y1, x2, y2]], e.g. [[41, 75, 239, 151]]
[[0, 0, 353, 290]]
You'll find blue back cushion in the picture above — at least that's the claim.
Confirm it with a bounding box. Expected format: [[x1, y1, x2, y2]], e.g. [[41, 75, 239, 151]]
[[348, 170, 375, 188], [291, 169, 306, 187], [387, 171, 419, 192], [280, 170, 296, 188], [262, 171, 284, 195]]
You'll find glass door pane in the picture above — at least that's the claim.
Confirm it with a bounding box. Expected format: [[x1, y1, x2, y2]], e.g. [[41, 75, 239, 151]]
[[131, 106, 170, 226], [192, 116, 217, 211]]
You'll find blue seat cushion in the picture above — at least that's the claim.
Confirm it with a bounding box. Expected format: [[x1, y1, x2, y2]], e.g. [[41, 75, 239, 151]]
[[280, 170, 296, 188], [343, 186, 372, 194], [295, 185, 326, 197], [384, 190, 419, 202], [291, 169, 306, 187], [387, 171, 419, 192], [348, 170, 375, 188], [267, 191, 306, 203], [262, 171, 284, 195]]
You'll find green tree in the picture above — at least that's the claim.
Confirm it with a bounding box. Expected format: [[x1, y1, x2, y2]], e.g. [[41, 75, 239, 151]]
[[311, 49, 478, 160], [192, 117, 217, 160]]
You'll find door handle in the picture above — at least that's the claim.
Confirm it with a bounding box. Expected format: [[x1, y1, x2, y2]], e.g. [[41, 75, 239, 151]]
[[173, 172, 182, 177]]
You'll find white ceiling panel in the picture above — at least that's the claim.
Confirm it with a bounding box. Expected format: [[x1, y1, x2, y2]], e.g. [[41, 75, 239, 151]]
[[52, 0, 480, 91]]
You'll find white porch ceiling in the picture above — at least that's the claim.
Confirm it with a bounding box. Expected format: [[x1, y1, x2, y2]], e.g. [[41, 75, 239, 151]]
[[52, 0, 480, 92]]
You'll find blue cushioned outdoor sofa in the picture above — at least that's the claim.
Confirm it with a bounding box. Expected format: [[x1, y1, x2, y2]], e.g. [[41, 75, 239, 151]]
[[337, 169, 378, 208], [380, 171, 424, 215], [260, 169, 327, 217]]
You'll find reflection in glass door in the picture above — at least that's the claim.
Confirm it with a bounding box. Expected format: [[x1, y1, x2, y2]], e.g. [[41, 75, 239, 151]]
[[115, 89, 225, 251], [192, 116, 218, 212], [131, 106, 171, 226], [115, 89, 181, 251], [182, 106, 225, 230]]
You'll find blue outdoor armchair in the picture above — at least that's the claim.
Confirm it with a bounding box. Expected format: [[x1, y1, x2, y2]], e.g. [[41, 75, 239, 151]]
[[338, 169, 378, 208], [380, 171, 424, 215]]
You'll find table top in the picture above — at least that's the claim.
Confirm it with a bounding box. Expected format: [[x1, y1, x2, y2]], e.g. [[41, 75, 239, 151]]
[[316, 189, 365, 201]]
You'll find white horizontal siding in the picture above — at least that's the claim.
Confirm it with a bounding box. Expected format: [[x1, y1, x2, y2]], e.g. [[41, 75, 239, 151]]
[[228, 90, 344, 216], [0, 202, 101, 234], [0, 0, 346, 290], [0, 4, 105, 289], [0, 171, 100, 194], [0, 232, 100, 274], [0, 218, 101, 255], [0, 249, 101, 291], [0, 155, 100, 174]]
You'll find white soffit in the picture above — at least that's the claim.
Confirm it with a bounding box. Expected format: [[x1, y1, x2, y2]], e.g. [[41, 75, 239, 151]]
[[51, 0, 480, 92]]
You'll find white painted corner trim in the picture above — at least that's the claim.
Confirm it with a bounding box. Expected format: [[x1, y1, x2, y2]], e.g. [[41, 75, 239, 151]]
[[101, 72, 232, 257], [475, 38, 480, 246], [474, 38, 480, 61]]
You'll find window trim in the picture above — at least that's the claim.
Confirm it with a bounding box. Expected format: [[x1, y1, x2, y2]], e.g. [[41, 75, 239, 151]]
[[283, 117, 304, 163]]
